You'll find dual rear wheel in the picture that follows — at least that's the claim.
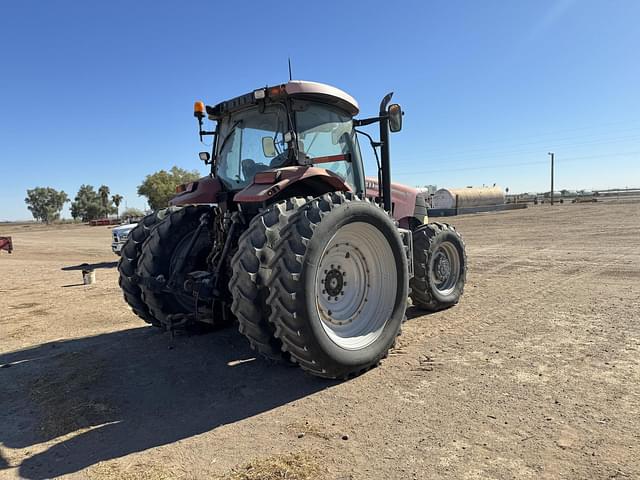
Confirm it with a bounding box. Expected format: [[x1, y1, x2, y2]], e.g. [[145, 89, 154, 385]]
[[118, 205, 216, 329], [264, 193, 409, 378], [230, 193, 466, 378], [117, 208, 171, 326]]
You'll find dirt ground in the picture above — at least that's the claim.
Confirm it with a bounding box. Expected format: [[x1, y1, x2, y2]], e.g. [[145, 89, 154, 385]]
[[1, 201, 639, 479]]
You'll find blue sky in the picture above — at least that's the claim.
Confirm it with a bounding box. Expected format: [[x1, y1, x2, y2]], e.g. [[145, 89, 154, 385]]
[[1, 0, 639, 220]]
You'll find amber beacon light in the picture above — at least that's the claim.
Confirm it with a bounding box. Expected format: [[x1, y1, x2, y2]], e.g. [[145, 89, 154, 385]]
[[193, 101, 205, 118]]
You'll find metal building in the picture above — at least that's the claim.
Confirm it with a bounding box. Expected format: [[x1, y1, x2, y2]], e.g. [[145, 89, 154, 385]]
[[432, 187, 505, 209]]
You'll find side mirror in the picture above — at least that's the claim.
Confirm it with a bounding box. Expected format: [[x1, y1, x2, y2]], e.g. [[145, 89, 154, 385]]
[[262, 137, 277, 157], [388, 103, 403, 133], [199, 151, 211, 164]]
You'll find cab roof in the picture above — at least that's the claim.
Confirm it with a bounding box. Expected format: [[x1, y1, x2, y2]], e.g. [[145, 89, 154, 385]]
[[207, 80, 360, 118], [284, 80, 359, 116]]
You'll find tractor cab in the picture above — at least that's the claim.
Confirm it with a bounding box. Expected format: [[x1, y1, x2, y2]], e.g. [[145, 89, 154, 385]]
[[195, 81, 367, 196], [181, 80, 404, 211]]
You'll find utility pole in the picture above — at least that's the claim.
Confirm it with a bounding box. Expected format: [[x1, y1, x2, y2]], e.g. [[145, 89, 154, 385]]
[[548, 152, 555, 206]]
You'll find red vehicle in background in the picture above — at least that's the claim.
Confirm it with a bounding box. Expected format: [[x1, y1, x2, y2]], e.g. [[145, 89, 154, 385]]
[[0, 236, 13, 254]]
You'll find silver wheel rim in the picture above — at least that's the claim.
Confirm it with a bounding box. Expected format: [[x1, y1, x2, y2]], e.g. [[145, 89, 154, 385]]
[[314, 222, 397, 350], [431, 241, 460, 296]]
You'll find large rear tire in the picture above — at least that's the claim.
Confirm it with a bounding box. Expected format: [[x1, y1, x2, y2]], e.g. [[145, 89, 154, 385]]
[[229, 198, 307, 361], [410, 222, 467, 311], [117, 209, 172, 326], [267, 192, 408, 379], [137, 205, 213, 326]]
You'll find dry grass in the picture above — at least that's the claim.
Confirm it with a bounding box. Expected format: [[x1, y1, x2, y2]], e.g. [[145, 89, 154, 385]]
[[86, 452, 325, 480], [220, 451, 325, 480], [88, 462, 176, 480]]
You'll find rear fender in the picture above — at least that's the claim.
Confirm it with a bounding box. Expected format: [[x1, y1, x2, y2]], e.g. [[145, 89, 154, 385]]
[[233, 166, 350, 203], [169, 175, 223, 206]]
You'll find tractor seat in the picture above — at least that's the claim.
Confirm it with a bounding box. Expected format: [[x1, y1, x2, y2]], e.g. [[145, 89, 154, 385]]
[[241, 159, 270, 182]]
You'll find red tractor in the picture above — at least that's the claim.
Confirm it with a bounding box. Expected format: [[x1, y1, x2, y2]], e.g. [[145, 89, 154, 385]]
[[118, 81, 466, 379]]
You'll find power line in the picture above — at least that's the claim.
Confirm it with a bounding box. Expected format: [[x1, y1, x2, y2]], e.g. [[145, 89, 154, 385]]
[[394, 159, 547, 175], [393, 134, 640, 165], [416, 129, 640, 158], [393, 150, 640, 176], [414, 119, 640, 155]]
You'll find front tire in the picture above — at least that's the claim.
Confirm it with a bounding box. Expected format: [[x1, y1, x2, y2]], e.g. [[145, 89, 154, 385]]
[[410, 223, 467, 311], [267, 192, 408, 379]]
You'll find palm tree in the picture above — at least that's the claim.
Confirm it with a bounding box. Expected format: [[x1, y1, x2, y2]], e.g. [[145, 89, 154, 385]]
[[98, 185, 110, 218], [112, 194, 123, 219]]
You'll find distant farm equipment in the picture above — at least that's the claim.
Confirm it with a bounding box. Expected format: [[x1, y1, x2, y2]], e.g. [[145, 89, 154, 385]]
[[0, 236, 13, 254], [89, 218, 121, 226]]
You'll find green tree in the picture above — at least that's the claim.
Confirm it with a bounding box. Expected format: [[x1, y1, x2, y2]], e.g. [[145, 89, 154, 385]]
[[112, 194, 123, 218], [137, 166, 200, 211], [71, 184, 103, 221], [98, 185, 111, 217], [24, 187, 69, 223]]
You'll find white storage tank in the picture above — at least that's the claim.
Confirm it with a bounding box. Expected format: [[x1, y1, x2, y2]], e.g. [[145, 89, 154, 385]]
[[432, 186, 505, 209]]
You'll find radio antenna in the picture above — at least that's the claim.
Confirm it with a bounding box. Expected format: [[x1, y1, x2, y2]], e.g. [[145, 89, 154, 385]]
[[288, 57, 293, 81]]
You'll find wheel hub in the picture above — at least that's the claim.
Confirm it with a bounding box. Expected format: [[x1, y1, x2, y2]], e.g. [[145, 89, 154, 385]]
[[323, 268, 344, 297], [431, 241, 461, 295], [318, 247, 364, 326], [435, 254, 451, 281]]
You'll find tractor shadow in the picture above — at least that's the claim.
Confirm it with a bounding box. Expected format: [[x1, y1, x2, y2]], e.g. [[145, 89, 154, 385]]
[[405, 305, 437, 321], [0, 327, 334, 479], [61, 261, 118, 271]]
